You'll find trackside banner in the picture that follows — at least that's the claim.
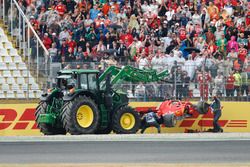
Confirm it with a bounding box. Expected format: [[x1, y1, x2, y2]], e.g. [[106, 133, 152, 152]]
[[0, 102, 249, 136]]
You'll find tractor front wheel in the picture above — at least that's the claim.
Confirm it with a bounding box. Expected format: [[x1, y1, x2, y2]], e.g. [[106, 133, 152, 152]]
[[113, 106, 141, 134], [61, 96, 100, 134], [35, 102, 66, 135]]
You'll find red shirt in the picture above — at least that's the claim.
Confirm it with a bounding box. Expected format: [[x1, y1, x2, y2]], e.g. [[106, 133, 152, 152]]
[[231, 0, 238, 6], [43, 36, 52, 49], [31, 19, 39, 30], [102, 4, 110, 16], [238, 48, 247, 63], [179, 28, 186, 41], [67, 40, 77, 52], [55, 4, 67, 15], [246, 12, 250, 26], [226, 75, 235, 90]]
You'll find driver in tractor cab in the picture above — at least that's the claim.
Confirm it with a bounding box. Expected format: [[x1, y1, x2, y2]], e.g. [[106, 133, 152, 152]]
[[61, 79, 68, 90], [62, 78, 76, 90], [141, 109, 161, 134], [67, 79, 76, 89]]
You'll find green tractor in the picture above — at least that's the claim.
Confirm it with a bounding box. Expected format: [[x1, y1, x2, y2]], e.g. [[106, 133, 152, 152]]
[[35, 65, 168, 135]]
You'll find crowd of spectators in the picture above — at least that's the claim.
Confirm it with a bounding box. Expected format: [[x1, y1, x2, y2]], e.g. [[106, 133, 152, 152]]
[[14, 0, 250, 99]]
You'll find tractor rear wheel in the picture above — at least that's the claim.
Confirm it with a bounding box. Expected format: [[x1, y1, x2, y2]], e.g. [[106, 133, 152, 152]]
[[61, 96, 100, 134], [35, 102, 66, 135], [113, 106, 141, 134], [163, 114, 177, 127]]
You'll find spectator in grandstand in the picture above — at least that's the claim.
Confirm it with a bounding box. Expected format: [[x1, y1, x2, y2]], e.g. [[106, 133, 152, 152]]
[[43, 33, 52, 49], [75, 46, 84, 62], [182, 71, 190, 99], [59, 27, 70, 44], [227, 48, 238, 61], [241, 69, 249, 96], [135, 82, 146, 102], [116, 40, 129, 63], [216, 34, 227, 58], [227, 36, 239, 53], [137, 52, 150, 70], [238, 43, 248, 66], [233, 70, 242, 97], [183, 55, 195, 81], [213, 72, 225, 97], [49, 43, 59, 62], [226, 71, 235, 98], [151, 48, 163, 72]]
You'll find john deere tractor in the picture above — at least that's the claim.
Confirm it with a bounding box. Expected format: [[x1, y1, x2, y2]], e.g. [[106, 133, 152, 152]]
[[35, 65, 168, 135]]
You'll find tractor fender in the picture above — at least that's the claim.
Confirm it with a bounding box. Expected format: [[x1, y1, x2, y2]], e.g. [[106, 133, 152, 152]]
[[113, 103, 129, 113], [63, 91, 97, 102]]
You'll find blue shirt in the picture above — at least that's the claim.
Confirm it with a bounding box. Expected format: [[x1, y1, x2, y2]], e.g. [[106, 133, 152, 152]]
[[90, 9, 100, 20]]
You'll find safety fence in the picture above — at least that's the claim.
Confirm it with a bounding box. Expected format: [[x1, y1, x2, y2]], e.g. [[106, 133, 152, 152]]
[[47, 61, 250, 101]]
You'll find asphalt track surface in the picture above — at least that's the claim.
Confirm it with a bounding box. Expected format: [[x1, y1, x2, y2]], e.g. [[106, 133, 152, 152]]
[[0, 137, 250, 164]]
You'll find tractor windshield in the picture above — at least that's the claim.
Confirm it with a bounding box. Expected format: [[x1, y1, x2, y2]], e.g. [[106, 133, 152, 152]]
[[57, 75, 76, 90]]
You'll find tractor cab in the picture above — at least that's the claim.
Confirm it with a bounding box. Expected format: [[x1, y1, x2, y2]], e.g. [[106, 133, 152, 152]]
[[57, 69, 100, 92]]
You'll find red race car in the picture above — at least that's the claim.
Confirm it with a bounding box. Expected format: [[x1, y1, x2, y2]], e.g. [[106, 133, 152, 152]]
[[156, 100, 210, 127]]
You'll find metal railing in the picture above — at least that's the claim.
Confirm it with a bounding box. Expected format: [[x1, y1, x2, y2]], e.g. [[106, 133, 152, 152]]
[[0, 0, 49, 97]]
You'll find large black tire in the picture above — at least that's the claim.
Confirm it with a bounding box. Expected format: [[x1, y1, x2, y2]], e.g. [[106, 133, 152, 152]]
[[113, 106, 141, 134], [163, 114, 177, 127], [195, 101, 210, 114], [61, 96, 100, 134], [35, 102, 66, 135]]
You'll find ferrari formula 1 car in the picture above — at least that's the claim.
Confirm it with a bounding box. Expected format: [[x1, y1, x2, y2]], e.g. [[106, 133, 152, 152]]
[[156, 100, 210, 127]]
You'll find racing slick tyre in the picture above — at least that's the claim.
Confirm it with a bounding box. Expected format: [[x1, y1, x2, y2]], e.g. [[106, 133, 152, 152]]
[[61, 96, 100, 134], [35, 102, 66, 135], [163, 114, 177, 127], [113, 106, 141, 134], [195, 101, 210, 114]]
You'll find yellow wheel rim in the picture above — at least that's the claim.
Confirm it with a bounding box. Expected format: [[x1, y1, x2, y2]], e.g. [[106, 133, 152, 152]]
[[120, 113, 135, 130], [76, 105, 94, 128]]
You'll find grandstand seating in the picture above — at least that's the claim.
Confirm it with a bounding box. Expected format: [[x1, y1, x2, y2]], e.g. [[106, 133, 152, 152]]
[[0, 27, 41, 99]]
